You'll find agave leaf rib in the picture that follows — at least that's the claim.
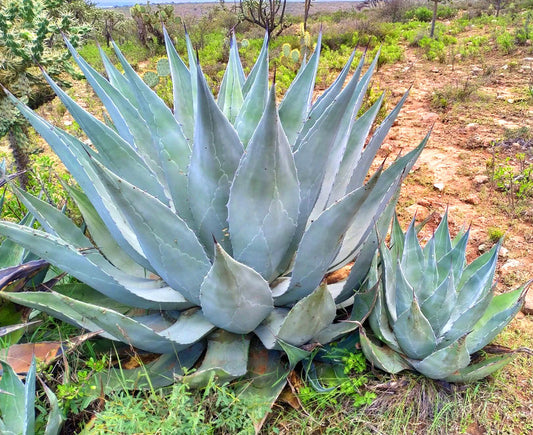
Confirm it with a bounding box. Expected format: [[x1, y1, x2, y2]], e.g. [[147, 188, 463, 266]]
[[64, 39, 134, 146], [64, 184, 146, 275], [308, 56, 376, 221], [98, 45, 137, 105], [234, 35, 269, 147], [294, 49, 361, 151], [331, 134, 428, 269], [328, 93, 384, 205], [242, 32, 268, 97]]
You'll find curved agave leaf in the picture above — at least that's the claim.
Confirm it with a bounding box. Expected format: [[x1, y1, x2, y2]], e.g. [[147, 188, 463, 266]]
[[368, 272, 402, 353], [359, 328, 410, 374], [217, 33, 245, 123], [443, 353, 517, 383], [228, 85, 299, 281], [328, 93, 384, 205], [408, 336, 470, 379], [279, 32, 322, 144], [2, 290, 213, 354], [5, 93, 152, 269], [98, 46, 137, 105], [277, 178, 377, 305], [0, 223, 189, 309], [234, 34, 269, 147], [111, 41, 194, 223], [400, 219, 424, 288], [94, 163, 211, 305], [185, 29, 198, 112], [182, 331, 249, 389], [242, 32, 268, 98], [466, 282, 530, 353], [393, 295, 436, 360], [164, 27, 194, 139], [331, 135, 428, 269], [420, 270, 457, 336], [199, 243, 273, 334], [277, 283, 336, 347], [295, 49, 360, 150], [308, 58, 375, 222], [40, 71, 167, 205], [253, 308, 289, 350], [0, 358, 34, 435], [346, 89, 410, 191], [189, 64, 243, 255], [64, 184, 144, 275]]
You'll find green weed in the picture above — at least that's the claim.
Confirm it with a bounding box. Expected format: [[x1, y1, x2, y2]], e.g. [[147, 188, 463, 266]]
[[89, 376, 256, 434]]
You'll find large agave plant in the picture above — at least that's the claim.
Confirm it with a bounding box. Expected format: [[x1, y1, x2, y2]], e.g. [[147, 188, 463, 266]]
[[0, 32, 427, 385], [360, 213, 530, 382]]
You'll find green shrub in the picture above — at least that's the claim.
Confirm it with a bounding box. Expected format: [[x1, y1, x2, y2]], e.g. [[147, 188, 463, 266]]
[[496, 31, 516, 53], [405, 7, 433, 22], [437, 5, 457, 19]]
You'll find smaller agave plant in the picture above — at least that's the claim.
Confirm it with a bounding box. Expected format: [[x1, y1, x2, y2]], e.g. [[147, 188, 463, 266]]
[[360, 212, 530, 382]]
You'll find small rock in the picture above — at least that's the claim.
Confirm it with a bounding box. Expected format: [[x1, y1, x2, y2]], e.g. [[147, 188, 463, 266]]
[[523, 289, 533, 315], [474, 175, 489, 185], [63, 120, 72, 126], [466, 122, 478, 130], [500, 259, 521, 273], [431, 68, 440, 73], [405, 204, 429, 219], [422, 112, 440, 123], [499, 246, 509, 258], [464, 194, 480, 205], [433, 183, 445, 191], [507, 98, 515, 104], [502, 64, 509, 70], [478, 244, 487, 252], [417, 199, 432, 208]]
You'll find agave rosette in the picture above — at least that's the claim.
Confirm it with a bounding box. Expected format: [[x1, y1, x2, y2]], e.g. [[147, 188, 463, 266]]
[[0, 31, 427, 384], [360, 213, 529, 382]]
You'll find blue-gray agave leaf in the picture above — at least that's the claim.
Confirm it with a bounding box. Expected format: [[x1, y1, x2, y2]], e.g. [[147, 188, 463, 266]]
[[188, 64, 243, 255], [200, 243, 273, 334], [228, 84, 299, 281]]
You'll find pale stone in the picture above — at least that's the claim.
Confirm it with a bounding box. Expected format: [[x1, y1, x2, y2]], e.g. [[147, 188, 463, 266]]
[[474, 175, 489, 185], [433, 183, 445, 191], [465, 194, 480, 205], [500, 259, 521, 273], [522, 290, 533, 315]]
